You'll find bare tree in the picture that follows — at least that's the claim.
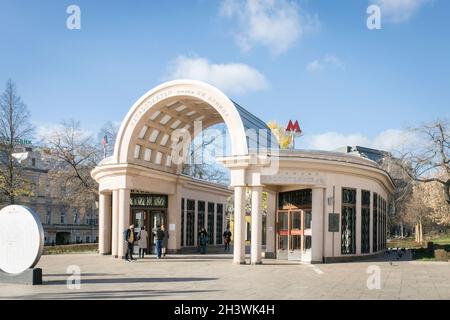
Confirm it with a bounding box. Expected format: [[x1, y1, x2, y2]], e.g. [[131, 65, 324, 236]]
[[98, 121, 120, 158], [0, 79, 34, 204], [396, 120, 450, 203], [182, 124, 229, 184], [44, 120, 99, 205]]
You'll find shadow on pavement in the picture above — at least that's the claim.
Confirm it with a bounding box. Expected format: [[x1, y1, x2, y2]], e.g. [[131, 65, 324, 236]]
[[45, 277, 218, 286], [9, 289, 221, 300]]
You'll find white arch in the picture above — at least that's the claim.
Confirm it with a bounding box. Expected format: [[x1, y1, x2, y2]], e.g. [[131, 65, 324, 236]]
[[113, 79, 249, 165]]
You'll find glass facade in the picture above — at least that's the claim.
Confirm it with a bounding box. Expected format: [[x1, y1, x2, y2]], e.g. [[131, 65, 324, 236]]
[[181, 199, 225, 247], [186, 200, 195, 246], [361, 190, 370, 254], [208, 202, 215, 245], [181, 198, 185, 247], [197, 201, 206, 245], [373, 193, 378, 252], [341, 188, 356, 255], [278, 189, 312, 209], [216, 204, 224, 245]]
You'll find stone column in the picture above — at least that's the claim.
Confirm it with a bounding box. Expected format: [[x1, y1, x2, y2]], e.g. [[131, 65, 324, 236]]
[[111, 190, 119, 258], [311, 188, 325, 263], [251, 186, 263, 264], [265, 191, 276, 258], [233, 186, 246, 264], [99, 192, 112, 255], [117, 188, 131, 259]]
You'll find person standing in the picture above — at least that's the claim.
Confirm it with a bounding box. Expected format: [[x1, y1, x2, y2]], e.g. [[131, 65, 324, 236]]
[[161, 224, 169, 257], [198, 227, 208, 254], [223, 228, 232, 252], [153, 225, 165, 259], [124, 224, 137, 262], [137, 226, 148, 259]]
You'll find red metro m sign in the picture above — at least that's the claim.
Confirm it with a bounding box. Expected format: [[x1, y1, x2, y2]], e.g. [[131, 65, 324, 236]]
[[286, 120, 302, 135], [286, 120, 303, 149]]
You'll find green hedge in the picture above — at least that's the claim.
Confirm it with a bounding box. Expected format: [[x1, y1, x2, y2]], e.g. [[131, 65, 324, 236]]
[[43, 244, 98, 255]]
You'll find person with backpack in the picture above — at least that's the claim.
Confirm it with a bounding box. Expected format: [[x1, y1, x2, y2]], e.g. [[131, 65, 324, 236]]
[[223, 228, 232, 252], [124, 224, 137, 262], [153, 225, 165, 259]]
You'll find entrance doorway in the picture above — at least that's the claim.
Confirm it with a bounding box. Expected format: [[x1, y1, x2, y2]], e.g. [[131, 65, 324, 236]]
[[276, 209, 312, 261], [131, 209, 167, 255]]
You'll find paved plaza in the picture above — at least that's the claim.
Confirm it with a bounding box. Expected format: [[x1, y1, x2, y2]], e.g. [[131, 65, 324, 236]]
[[1, 252, 450, 300]]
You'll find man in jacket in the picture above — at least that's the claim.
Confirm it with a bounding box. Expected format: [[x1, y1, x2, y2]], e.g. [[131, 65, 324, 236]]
[[153, 225, 165, 259], [124, 224, 137, 262], [223, 228, 232, 252]]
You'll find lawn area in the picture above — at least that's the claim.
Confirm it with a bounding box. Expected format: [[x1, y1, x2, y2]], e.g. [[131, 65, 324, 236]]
[[388, 234, 450, 261]]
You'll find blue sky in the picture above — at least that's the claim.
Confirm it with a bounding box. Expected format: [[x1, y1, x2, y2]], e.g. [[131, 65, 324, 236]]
[[0, 0, 449, 151]]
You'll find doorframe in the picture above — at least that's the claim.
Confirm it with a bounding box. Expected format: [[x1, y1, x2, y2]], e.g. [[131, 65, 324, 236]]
[[276, 203, 312, 261]]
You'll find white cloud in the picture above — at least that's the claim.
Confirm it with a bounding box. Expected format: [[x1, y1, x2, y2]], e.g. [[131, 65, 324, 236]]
[[220, 0, 320, 55], [34, 121, 94, 143], [303, 129, 417, 153], [165, 55, 269, 96], [371, 0, 431, 23], [307, 54, 344, 73]]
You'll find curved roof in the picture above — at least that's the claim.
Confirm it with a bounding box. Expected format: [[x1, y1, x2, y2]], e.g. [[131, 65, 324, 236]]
[[111, 79, 273, 174]]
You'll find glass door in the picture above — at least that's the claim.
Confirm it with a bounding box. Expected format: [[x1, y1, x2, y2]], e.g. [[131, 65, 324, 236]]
[[132, 209, 147, 255], [276, 209, 312, 262], [288, 210, 303, 261], [149, 210, 166, 254], [302, 209, 312, 262], [276, 210, 289, 260]]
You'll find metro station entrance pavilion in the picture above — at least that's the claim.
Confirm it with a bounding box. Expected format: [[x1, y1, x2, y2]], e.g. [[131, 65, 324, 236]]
[[91, 80, 395, 264]]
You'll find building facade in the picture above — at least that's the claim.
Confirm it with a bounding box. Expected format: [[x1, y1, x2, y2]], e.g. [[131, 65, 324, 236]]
[[3, 146, 99, 245], [92, 80, 394, 264]]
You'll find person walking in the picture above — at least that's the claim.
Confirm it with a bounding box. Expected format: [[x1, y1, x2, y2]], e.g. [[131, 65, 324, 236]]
[[161, 224, 169, 257], [153, 225, 165, 259], [223, 228, 232, 252], [137, 226, 148, 259], [124, 224, 137, 262], [198, 227, 208, 254]]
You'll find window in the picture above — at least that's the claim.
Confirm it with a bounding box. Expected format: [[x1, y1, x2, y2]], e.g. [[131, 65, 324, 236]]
[[216, 204, 224, 245], [361, 190, 371, 254], [197, 201, 206, 245], [278, 189, 312, 209], [373, 193, 378, 252], [341, 188, 356, 255], [86, 236, 90, 243], [73, 210, 80, 225], [208, 203, 215, 245], [379, 197, 386, 250], [45, 208, 51, 225], [304, 210, 312, 229], [181, 198, 185, 247], [60, 212, 66, 224], [31, 158, 36, 167], [246, 221, 251, 241], [186, 200, 195, 246]]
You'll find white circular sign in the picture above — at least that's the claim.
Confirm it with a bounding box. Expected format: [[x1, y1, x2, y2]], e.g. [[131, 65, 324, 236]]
[[0, 205, 44, 274]]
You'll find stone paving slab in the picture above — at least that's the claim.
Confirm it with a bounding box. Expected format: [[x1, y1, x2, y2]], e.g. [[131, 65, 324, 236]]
[[0, 253, 449, 300]]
